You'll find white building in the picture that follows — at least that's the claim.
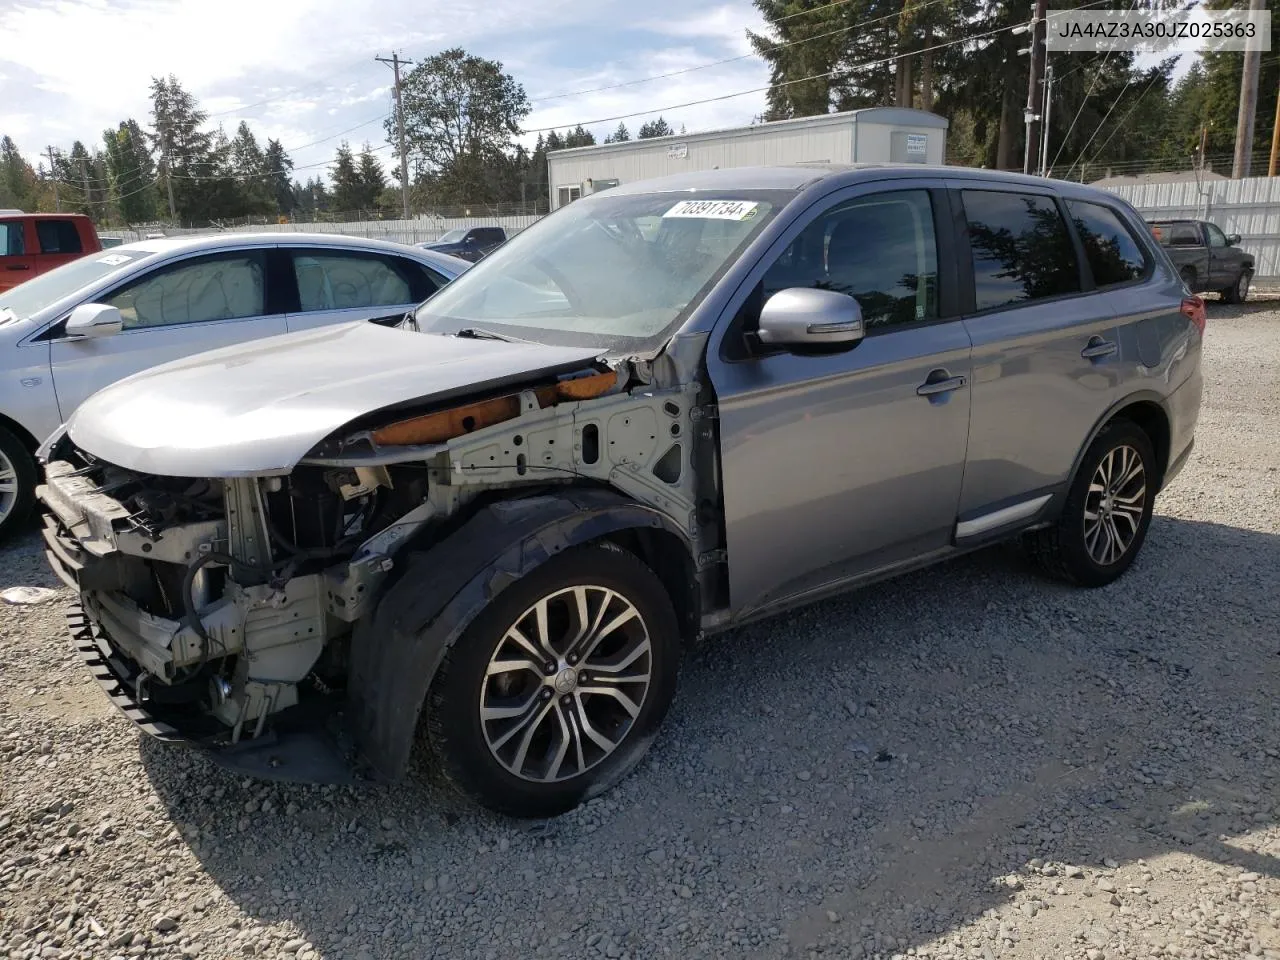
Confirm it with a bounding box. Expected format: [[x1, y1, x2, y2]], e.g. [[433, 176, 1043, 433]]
[[545, 108, 949, 209]]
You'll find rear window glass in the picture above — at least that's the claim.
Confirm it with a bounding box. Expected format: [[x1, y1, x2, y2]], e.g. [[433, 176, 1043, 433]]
[[1068, 201, 1148, 287], [962, 190, 1081, 311], [36, 219, 83, 255]]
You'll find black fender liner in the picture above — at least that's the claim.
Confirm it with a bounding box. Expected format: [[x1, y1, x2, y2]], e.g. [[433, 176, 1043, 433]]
[[346, 487, 691, 782]]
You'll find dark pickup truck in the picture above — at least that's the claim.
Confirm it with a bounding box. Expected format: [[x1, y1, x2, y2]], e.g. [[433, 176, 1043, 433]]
[[1149, 219, 1253, 303], [418, 225, 508, 262]]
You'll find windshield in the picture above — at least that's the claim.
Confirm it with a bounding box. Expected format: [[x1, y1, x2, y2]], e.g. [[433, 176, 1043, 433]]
[[0, 249, 148, 320], [414, 189, 788, 351], [435, 229, 466, 244]]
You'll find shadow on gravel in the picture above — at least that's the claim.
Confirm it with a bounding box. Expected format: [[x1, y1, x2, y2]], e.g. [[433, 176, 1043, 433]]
[[137, 513, 1280, 959]]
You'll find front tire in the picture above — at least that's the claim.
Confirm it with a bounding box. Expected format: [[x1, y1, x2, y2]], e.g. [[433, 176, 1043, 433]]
[[1222, 270, 1250, 304], [425, 542, 680, 818], [1025, 420, 1156, 587], [0, 425, 36, 542]]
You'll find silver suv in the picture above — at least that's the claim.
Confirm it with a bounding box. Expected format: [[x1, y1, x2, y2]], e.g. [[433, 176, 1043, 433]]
[[37, 166, 1203, 818]]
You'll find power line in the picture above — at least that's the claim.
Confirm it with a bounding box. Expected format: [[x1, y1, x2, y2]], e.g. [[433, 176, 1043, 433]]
[[525, 1, 1113, 135], [1073, 67, 1168, 175], [529, 0, 950, 105]]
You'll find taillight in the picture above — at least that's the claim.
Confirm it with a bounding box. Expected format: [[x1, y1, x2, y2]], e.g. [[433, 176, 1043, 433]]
[[1181, 296, 1206, 335]]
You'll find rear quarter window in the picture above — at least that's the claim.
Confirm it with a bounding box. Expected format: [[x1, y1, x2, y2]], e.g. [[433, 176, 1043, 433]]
[[961, 190, 1081, 311]]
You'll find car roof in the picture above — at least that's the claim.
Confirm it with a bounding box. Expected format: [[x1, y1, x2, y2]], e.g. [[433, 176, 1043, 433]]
[[600, 163, 1123, 199], [112, 231, 440, 257], [0, 211, 93, 221]]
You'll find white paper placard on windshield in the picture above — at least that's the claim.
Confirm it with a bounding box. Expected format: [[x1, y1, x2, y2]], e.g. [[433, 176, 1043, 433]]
[[663, 200, 759, 221]]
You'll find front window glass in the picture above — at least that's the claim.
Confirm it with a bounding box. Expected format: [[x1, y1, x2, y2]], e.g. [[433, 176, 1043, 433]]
[[1, 222, 23, 256], [1205, 223, 1227, 248], [415, 190, 786, 350], [105, 254, 265, 329], [0, 249, 145, 321], [762, 189, 938, 330]]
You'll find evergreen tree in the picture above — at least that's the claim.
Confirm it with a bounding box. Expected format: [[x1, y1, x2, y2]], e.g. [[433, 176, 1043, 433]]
[[637, 117, 674, 139], [603, 123, 631, 144], [148, 75, 218, 222], [263, 139, 295, 215], [330, 141, 362, 212], [229, 121, 272, 216], [103, 120, 158, 225], [357, 144, 387, 212], [0, 136, 40, 211], [563, 125, 596, 147]]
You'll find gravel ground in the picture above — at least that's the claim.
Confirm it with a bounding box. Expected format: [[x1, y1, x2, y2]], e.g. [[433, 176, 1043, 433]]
[[2, 300, 1278, 960]]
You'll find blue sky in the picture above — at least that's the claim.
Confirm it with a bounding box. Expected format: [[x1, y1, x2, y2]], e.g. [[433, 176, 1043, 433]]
[[0, 0, 771, 180]]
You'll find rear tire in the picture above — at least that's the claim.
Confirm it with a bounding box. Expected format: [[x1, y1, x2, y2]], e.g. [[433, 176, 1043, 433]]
[[0, 425, 36, 542], [1221, 270, 1250, 304], [1024, 420, 1156, 587], [425, 542, 680, 818]]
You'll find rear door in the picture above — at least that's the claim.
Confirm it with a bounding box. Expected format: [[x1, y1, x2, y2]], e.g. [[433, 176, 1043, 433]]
[[952, 183, 1124, 536], [48, 248, 287, 418], [283, 246, 446, 332], [0, 219, 38, 292], [33, 218, 88, 277]]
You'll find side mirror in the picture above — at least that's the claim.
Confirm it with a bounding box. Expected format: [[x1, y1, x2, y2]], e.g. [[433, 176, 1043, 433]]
[[65, 303, 123, 339], [1227, 233, 1241, 246], [757, 288, 865, 349]]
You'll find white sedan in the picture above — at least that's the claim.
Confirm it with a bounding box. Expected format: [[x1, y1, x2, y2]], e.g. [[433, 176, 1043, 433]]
[[0, 232, 469, 538]]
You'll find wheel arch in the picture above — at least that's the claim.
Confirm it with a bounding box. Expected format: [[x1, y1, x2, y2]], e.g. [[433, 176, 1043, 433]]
[[346, 487, 695, 782], [1067, 392, 1172, 494], [0, 412, 40, 454]]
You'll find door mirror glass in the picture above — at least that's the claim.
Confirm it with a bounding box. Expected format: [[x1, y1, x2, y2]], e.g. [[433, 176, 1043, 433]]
[[65, 302, 123, 338], [1227, 233, 1241, 246], [757, 288, 864, 348]]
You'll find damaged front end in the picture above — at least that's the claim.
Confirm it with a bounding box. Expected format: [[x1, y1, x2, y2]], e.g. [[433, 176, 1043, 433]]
[[36, 354, 710, 783]]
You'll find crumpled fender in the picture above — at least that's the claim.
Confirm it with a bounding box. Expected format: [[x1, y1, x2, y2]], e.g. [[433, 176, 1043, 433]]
[[346, 487, 690, 782]]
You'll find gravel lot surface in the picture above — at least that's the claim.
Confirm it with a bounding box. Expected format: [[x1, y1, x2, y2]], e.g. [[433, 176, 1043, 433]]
[[2, 301, 1278, 960]]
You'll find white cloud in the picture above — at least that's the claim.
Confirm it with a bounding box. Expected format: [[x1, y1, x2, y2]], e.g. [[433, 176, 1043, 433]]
[[0, 0, 772, 178]]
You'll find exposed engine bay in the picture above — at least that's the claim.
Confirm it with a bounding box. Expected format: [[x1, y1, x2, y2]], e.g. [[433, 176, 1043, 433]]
[[37, 357, 713, 760]]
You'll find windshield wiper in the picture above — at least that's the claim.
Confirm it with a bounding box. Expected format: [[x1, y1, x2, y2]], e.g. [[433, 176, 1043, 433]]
[[455, 326, 518, 343]]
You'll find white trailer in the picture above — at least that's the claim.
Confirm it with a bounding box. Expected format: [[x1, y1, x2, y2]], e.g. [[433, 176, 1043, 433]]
[[545, 108, 948, 209]]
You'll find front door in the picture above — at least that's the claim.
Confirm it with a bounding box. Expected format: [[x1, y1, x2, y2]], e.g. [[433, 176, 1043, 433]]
[[1204, 222, 1240, 290], [0, 220, 36, 293], [50, 249, 287, 419], [707, 184, 972, 617]]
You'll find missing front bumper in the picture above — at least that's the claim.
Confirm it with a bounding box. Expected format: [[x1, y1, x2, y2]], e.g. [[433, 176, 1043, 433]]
[[66, 601, 361, 785]]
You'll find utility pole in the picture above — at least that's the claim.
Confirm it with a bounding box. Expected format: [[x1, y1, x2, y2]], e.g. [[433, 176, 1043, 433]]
[[1016, 0, 1049, 176], [1269, 87, 1280, 177], [1232, 0, 1264, 179], [1199, 123, 1210, 171], [79, 156, 91, 219], [1039, 64, 1054, 177], [161, 123, 177, 221], [376, 52, 413, 220], [46, 146, 60, 211]]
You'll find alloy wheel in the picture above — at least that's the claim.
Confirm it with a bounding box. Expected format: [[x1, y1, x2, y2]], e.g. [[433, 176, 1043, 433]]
[[0, 447, 18, 526], [480, 585, 653, 783], [1083, 444, 1146, 566]]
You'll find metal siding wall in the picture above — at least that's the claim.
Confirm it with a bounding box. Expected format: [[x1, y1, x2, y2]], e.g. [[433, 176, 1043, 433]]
[[546, 121, 858, 205], [1104, 176, 1280, 281]]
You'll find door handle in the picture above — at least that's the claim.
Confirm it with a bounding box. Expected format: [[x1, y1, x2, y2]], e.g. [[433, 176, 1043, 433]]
[[1081, 338, 1117, 360], [916, 373, 968, 396], [4, 264, 30, 271]]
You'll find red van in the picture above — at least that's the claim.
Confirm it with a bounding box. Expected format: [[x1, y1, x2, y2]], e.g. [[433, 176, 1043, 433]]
[[0, 212, 102, 293]]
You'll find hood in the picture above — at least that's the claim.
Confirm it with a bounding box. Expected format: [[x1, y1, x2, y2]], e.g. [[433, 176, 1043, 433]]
[[66, 321, 603, 477]]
